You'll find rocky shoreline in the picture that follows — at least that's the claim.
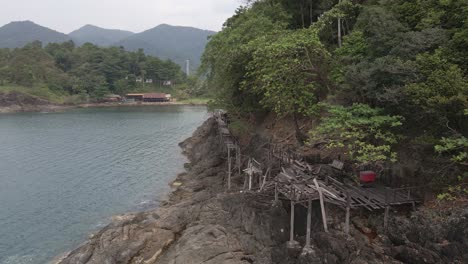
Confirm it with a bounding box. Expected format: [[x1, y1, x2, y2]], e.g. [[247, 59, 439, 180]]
[[55, 118, 286, 264], [0, 91, 206, 114], [55, 118, 467, 264]]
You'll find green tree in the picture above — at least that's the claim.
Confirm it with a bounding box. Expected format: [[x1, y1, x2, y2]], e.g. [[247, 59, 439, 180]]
[[309, 103, 404, 164], [244, 27, 331, 142], [405, 50, 468, 132], [200, 1, 290, 113]]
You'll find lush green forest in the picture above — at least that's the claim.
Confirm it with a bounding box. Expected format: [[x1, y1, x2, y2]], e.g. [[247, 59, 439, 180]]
[[201, 0, 467, 188], [0, 40, 189, 103]]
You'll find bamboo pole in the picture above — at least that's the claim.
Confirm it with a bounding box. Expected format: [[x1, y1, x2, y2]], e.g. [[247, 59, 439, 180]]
[[275, 181, 279, 202], [314, 178, 328, 233], [227, 147, 231, 190], [345, 190, 351, 236], [306, 198, 312, 247], [290, 200, 295, 242], [236, 145, 241, 175]]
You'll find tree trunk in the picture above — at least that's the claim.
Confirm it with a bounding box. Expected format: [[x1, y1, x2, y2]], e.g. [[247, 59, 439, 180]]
[[300, 1, 305, 28], [309, 0, 313, 26], [338, 0, 342, 48]]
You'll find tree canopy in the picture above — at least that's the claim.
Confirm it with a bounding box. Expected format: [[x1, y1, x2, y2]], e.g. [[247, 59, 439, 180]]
[[0, 41, 186, 101], [200, 0, 467, 176]]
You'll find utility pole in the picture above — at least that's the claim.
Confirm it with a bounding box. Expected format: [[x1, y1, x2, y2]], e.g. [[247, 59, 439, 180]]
[[185, 59, 190, 76]]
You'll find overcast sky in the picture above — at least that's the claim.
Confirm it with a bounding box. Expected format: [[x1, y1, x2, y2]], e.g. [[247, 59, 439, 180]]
[[0, 0, 242, 33]]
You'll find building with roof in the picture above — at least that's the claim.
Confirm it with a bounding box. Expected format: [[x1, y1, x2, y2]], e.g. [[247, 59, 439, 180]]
[[102, 94, 122, 102], [125, 93, 171, 102]]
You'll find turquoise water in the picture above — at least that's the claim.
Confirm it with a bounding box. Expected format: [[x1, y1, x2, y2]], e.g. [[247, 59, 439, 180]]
[[0, 106, 207, 264]]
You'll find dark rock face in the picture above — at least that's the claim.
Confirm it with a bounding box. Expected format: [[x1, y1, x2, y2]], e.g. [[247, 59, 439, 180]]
[[56, 118, 468, 264], [384, 207, 468, 264], [0, 91, 49, 107], [0, 91, 68, 113]]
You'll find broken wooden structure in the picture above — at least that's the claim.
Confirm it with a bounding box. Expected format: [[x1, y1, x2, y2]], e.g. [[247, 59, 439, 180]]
[[213, 113, 425, 252], [214, 111, 241, 190]]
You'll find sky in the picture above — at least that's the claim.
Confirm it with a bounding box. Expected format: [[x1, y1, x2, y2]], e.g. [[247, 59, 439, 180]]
[[0, 0, 242, 33]]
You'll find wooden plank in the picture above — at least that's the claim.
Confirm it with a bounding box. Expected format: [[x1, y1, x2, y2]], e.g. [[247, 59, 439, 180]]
[[345, 191, 351, 236], [290, 200, 295, 242], [331, 160, 344, 170], [306, 198, 312, 247], [314, 178, 328, 233]]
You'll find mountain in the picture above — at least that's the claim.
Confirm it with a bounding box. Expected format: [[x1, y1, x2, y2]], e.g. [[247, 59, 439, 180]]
[[0, 21, 70, 48], [0, 21, 215, 69], [69, 24, 134, 46], [115, 24, 215, 69]]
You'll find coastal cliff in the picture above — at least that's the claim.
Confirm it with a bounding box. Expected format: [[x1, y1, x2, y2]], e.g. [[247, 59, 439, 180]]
[[56, 118, 467, 264]]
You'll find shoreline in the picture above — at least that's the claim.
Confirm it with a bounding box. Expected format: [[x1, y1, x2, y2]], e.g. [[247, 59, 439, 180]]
[[55, 118, 291, 264], [0, 101, 207, 114], [54, 118, 225, 264], [54, 117, 468, 264]]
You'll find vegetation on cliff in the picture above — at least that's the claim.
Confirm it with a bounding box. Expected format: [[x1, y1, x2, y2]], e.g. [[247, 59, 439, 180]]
[[200, 0, 467, 186]]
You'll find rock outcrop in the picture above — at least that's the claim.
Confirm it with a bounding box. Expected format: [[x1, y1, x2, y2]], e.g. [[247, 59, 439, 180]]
[[0, 91, 68, 113], [57, 118, 468, 264]]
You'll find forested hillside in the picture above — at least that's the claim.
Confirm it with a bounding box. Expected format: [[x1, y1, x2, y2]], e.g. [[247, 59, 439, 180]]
[[0, 40, 185, 102], [201, 0, 467, 189], [69, 25, 134, 46], [115, 24, 215, 69], [0, 21, 70, 48]]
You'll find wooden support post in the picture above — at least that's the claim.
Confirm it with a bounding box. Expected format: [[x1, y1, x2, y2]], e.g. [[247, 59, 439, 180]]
[[227, 147, 231, 190], [384, 206, 390, 232], [314, 178, 328, 233], [236, 145, 241, 175], [306, 198, 312, 247], [384, 188, 390, 232], [258, 171, 262, 187], [290, 200, 295, 243], [345, 191, 351, 236], [274, 181, 279, 202], [248, 173, 252, 191], [243, 174, 247, 190], [260, 168, 269, 191]]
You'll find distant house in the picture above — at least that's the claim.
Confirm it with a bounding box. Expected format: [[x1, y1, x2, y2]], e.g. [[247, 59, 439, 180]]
[[125, 93, 171, 102], [145, 79, 153, 83], [102, 94, 122, 103], [136, 77, 143, 83]]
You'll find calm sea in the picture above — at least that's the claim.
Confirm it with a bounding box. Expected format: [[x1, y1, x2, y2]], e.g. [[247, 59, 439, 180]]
[[0, 106, 207, 264]]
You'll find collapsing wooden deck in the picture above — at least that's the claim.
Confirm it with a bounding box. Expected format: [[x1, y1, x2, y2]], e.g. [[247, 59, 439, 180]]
[[213, 113, 425, 251]]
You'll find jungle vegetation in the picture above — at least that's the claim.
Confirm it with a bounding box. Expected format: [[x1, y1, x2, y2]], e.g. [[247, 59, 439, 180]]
[[200, 0, 467, 185]]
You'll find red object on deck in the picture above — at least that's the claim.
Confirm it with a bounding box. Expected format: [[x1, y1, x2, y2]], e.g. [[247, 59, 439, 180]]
[[360, 171, 376, 183]]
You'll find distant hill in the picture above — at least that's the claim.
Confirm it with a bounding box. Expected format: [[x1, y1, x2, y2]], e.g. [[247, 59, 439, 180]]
[[0, 21, 215, 69], [0, 21, 70, 48], [115, 24, 215, 69], [69, 24, 134, 46]]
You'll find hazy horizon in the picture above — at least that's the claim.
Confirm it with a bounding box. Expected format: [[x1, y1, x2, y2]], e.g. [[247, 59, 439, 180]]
[[0, 0, 241, 33]]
